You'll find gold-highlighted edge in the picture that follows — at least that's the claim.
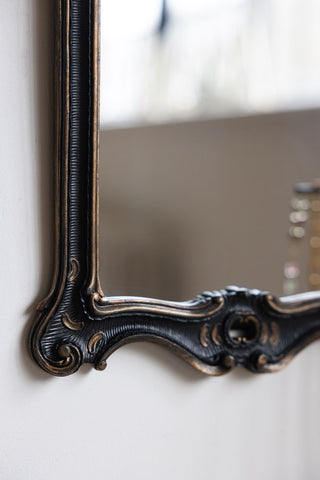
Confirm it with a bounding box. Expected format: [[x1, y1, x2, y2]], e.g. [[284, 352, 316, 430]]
[[62, 313, 84, 331], [265, 291, 320, 314], [88, 332, 105, 354], [256, 331, 320, 373], [90, 291, 225, 320], [68, 258, 80, 282], [200, 324, 209, 347], [30, 0, 75, 376], [93, 334, 231, 376]]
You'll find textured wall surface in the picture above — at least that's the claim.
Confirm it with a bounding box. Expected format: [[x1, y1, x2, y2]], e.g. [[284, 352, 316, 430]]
[[1, 2, 320, 479]]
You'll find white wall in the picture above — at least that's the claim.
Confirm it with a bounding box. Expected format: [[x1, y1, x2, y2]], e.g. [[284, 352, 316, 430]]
[[1, 2, 320, 479]]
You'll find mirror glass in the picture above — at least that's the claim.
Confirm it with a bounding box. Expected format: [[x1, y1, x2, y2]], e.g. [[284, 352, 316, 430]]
[[99, 0, 320, 300]]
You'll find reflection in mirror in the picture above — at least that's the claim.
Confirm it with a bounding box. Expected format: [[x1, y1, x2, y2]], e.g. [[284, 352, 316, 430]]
[[283, 181, 320, 295], [99, 0, 320, 301]]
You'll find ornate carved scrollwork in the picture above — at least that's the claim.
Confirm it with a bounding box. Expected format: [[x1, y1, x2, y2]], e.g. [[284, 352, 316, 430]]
[[29, 0, 320, 376]]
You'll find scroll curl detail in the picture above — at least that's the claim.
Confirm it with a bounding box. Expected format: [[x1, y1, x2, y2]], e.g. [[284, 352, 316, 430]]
[[55, 344, 83, 375], [62, 313, 84, 331], [88, 332, 105, 355], [68, 258, 80, 282]]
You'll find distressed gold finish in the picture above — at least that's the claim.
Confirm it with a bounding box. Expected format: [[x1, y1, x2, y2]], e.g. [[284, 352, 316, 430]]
[[256, 354, 268, 371], [211, 325, 222, 346], [265, 291, 320, 314], [223, 355, 235, 369], [94, 334, 230, 376], [62, 313, 84, 331], [91, 291, 224, 319], [88, 332, 105, 355], [255, 331, 320, 374], [200, 324, 209, 348], [68, 258, 80, 282], [87, 0, 103, 299]]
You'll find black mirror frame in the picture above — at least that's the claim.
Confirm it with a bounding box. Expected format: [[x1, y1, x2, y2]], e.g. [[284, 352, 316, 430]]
[[30, 0, 320, 376]]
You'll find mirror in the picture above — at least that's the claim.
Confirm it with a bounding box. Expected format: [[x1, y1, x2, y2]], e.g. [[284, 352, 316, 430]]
[[30, 0, 320, 377], [99, 0, 320, 300]]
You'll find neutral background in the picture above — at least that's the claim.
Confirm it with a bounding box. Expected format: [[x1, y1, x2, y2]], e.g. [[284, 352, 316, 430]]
[[100, 110, 320, 299], [1, 1, 320, 479]]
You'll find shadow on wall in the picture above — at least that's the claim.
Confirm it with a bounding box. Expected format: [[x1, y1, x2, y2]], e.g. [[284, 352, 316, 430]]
[[22, 0, 55, 381]]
